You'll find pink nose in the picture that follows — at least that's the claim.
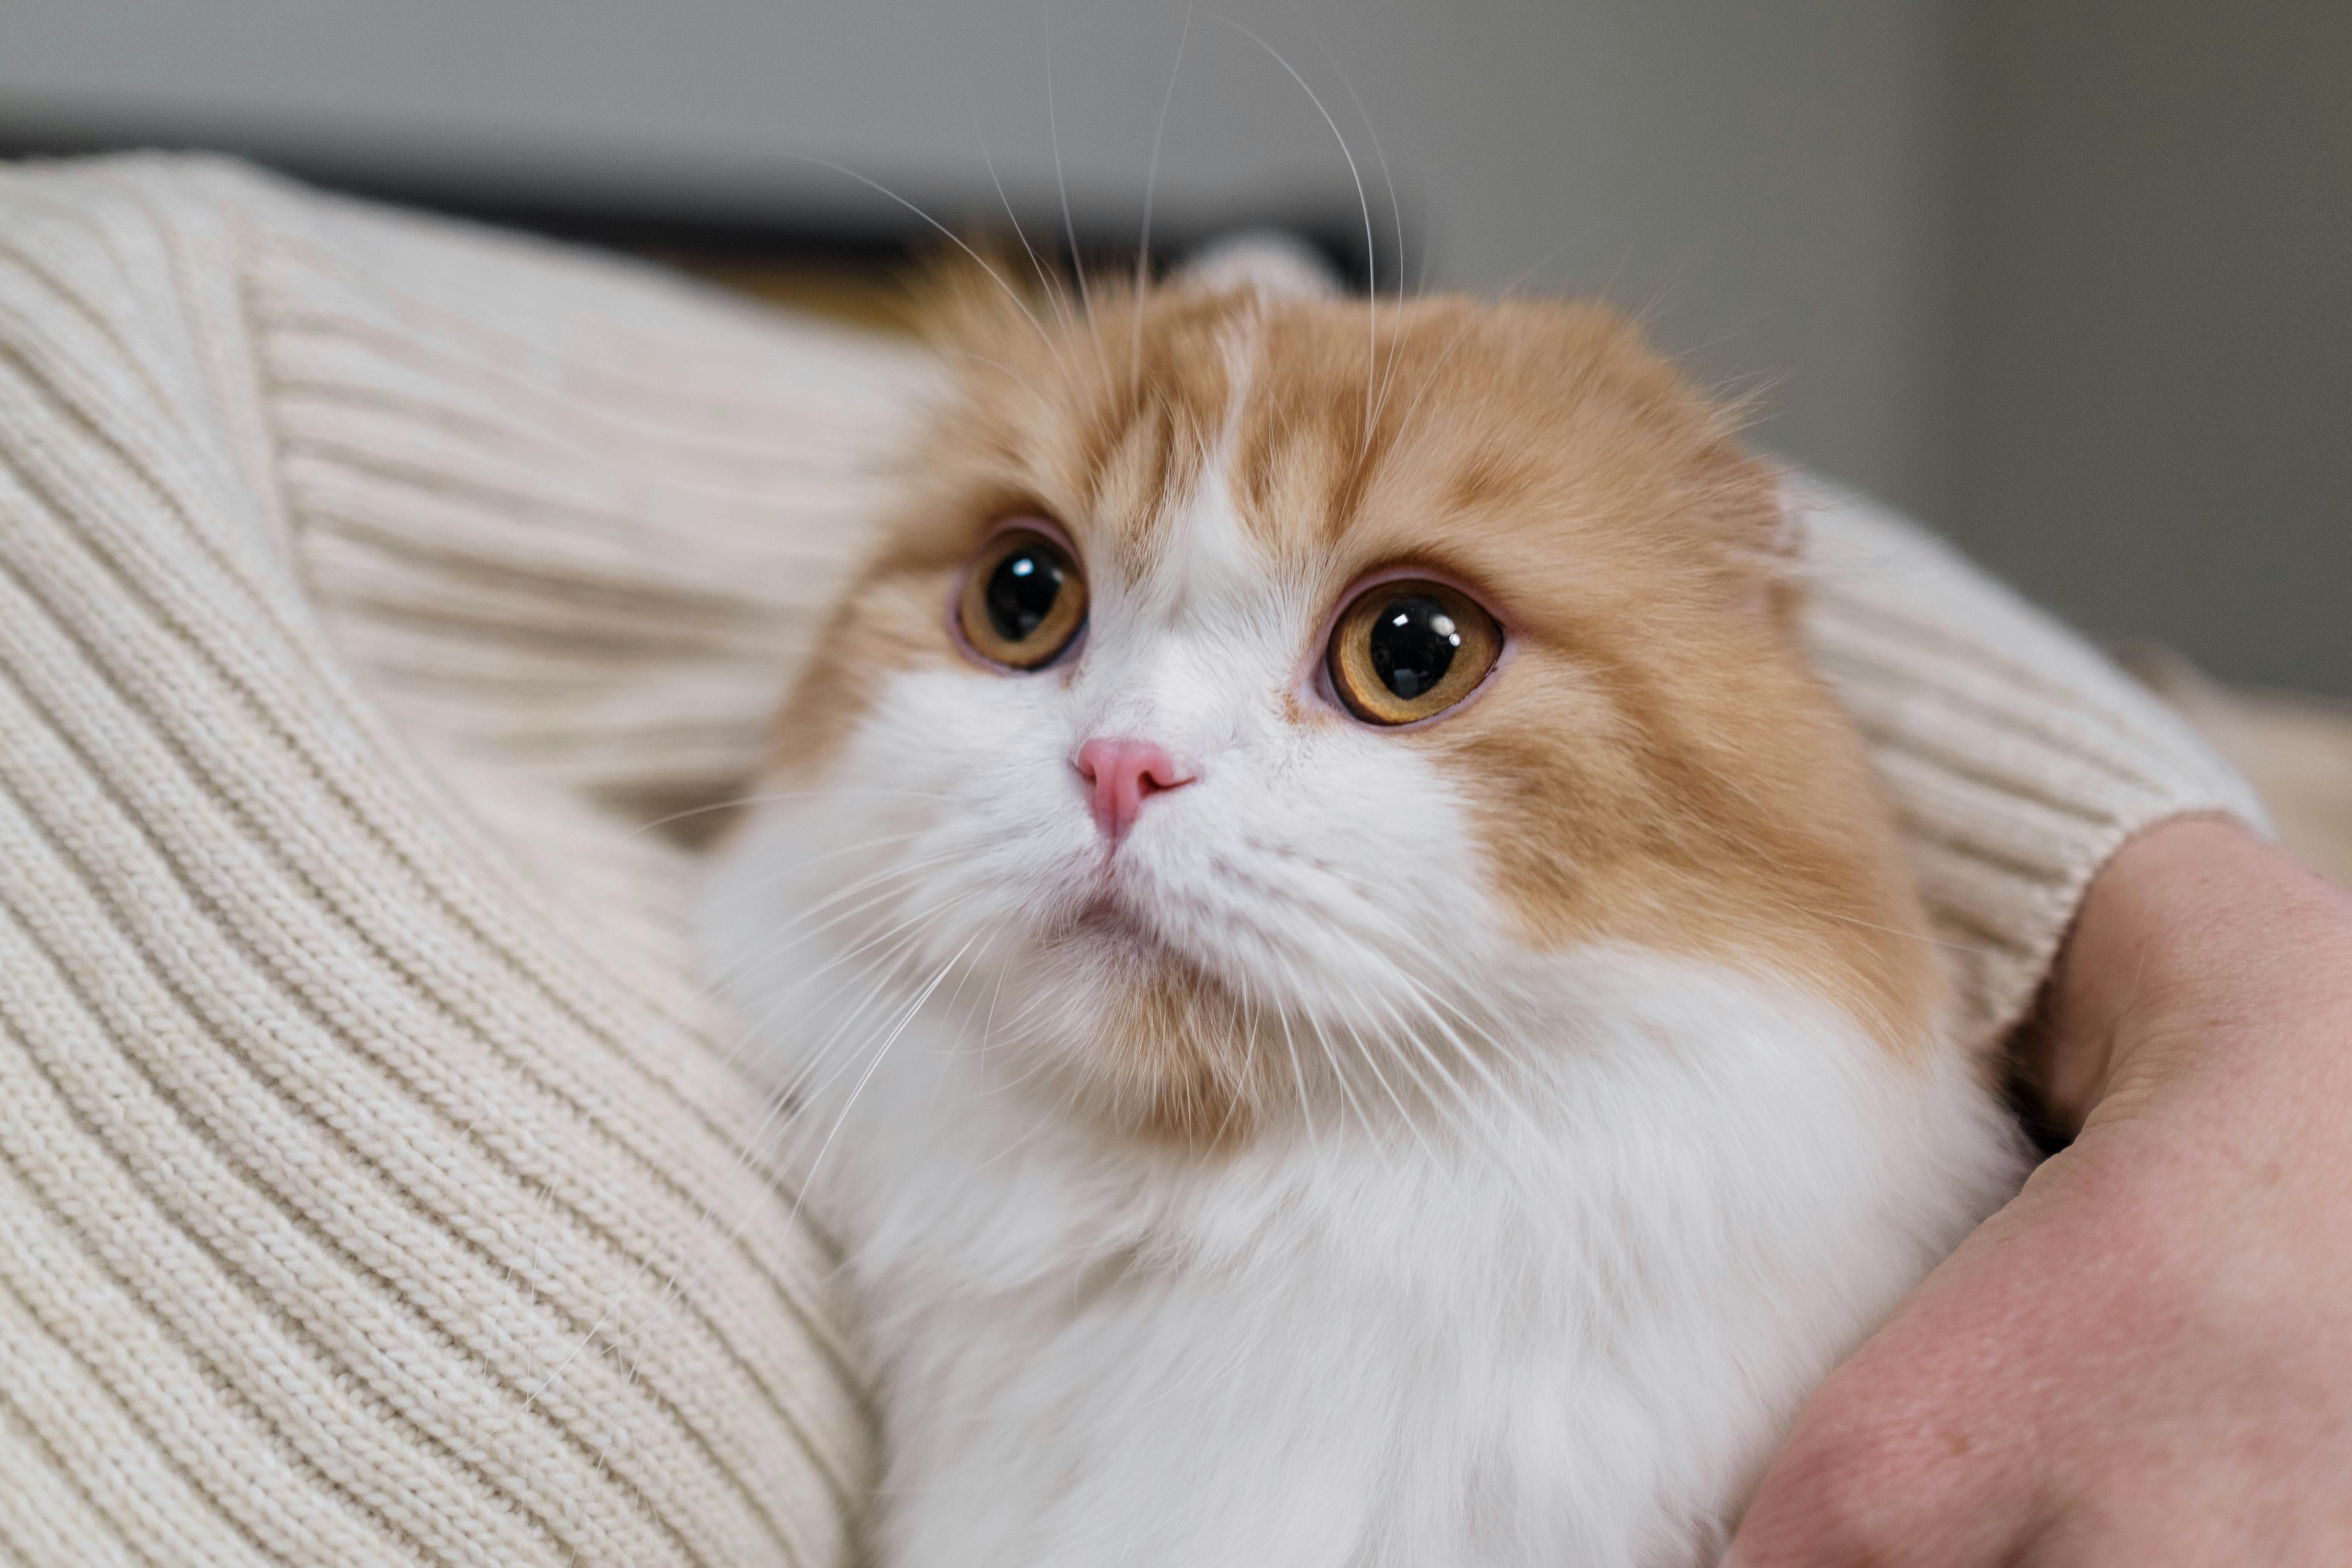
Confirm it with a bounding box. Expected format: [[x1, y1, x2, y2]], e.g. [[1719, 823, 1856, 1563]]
[[1073, 738, 1194, 845]]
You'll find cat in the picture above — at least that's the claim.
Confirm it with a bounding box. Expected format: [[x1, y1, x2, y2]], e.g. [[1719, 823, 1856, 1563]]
[[697, 243, 2029, 1567]]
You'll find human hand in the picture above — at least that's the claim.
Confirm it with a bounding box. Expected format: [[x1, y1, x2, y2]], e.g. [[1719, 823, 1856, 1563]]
[[1723, 818, 2352, 1565]]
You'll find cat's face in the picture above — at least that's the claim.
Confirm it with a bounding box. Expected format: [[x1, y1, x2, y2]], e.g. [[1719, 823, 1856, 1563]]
[[720, 267, 1935, 1147]]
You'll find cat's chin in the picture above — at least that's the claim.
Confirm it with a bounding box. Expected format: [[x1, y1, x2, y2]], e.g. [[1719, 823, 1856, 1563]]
[[1040, 889, 1207, 995], [1058, 893, 1159, 953], [998, 899, 1274, 1151]]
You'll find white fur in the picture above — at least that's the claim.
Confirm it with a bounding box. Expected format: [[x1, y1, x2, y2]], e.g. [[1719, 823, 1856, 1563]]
[[1181, 229, 1344, 300], [700, 432, 2027, 1566]]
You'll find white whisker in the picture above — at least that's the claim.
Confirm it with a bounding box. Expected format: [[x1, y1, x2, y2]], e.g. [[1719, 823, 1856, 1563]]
[[1042, 4, 1113, 391], [973, 121, 1073, 333], [1295, 7, 1410, 430], [621, 786, 956, 843], [1214, 15, 1378, 447], [1274, 986, 1319, 1158], [1340, 1012, 1438, 1168], [1132, 1, 1196, 404], [696, 847, 974, 1049], [573, 895, 994, 1392], [787, 933, 982, 1234], [1305, 1003, 1381, 1160], [777, 150, 1052, 346]]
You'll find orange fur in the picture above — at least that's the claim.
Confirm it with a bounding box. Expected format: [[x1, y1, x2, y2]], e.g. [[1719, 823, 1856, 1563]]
[[774, 266, 1946, 1136]]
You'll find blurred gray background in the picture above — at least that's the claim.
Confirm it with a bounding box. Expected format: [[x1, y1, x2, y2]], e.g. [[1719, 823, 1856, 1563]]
[[4, 0, 2344, 693]]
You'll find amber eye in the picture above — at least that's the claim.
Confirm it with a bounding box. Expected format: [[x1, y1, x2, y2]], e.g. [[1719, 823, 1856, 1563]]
[[957, 525, 1089, 669], [1326, 579, 1503, 725]]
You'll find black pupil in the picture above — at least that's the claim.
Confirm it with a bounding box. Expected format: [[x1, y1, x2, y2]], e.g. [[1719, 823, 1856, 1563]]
[[985, 544, 1065, 643], [1367, 594, 1461, 701]]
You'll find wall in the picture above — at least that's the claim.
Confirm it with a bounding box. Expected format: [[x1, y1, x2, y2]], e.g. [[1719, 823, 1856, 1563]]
[[1951, 0, 2352, 694]]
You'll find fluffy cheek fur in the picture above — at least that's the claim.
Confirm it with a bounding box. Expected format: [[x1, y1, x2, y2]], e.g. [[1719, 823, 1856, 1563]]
[[710, 637, 1513, 1147]]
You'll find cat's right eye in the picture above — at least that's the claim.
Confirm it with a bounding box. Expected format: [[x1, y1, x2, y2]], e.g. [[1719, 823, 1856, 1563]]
[[957, 524, 1090, 671]]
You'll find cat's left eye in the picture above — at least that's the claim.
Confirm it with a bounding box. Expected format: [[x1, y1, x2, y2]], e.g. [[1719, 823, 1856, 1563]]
[[957, 524, 1089, 670], [1326, 579, 1503, 726]]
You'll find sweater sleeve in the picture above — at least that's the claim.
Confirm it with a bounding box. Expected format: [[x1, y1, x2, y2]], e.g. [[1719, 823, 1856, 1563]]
[[1794, 477, 2271, 1054], [0, 153, 865, 1568]]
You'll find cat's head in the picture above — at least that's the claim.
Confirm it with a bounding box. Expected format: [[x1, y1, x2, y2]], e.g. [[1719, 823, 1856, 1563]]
[[712, 256, 1938, 1150]]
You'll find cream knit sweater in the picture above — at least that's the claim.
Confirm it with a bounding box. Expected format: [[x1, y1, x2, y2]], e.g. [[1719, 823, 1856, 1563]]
[[0, 155, 2262, 1567]]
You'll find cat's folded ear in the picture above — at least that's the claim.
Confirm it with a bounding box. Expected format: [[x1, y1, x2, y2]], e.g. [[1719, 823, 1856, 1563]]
[[1177, 230, 1343, 302], [910, 228, 1340, 357], [1732, 461, 1810, 623]]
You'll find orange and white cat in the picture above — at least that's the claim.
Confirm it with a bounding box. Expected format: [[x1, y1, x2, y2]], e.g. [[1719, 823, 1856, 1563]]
[[699, 245, 2027, 1566]]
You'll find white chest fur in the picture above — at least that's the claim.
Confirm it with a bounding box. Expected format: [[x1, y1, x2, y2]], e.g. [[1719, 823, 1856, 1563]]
[[709, 909, 2024, 1568]]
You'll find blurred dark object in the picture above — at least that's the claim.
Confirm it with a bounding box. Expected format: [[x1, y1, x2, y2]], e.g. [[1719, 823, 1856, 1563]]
[[0, 115, 1383, 294]]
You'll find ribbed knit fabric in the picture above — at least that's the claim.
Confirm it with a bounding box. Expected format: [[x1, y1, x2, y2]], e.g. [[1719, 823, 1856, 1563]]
[[0, 155, 926, 1568], [1796, 482, 2267, 1050], [0, 154, 2262, 1566]]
